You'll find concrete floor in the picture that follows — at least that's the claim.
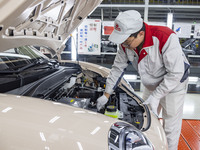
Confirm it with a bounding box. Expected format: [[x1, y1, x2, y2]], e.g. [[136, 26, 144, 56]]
[[183, 93, 200, 119]]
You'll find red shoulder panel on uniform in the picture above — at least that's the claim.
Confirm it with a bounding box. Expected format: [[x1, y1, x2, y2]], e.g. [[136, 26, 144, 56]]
[[150, 26, 175, 54]]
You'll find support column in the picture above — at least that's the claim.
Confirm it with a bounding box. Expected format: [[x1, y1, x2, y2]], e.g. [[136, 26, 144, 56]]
[[144, 0, 149, 22]]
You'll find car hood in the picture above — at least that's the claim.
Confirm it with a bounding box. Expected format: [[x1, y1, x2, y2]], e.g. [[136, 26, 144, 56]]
[[0, 94, 117, 150], [0, 0, 102, 53]]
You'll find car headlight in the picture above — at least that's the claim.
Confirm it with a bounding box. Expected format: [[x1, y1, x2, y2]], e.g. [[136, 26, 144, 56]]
[[108, 122, 153, 150]]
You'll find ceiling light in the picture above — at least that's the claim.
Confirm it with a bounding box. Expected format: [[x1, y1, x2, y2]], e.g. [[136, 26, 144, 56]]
[[167, 13, 173, 29], [71, 30, 77, 61]]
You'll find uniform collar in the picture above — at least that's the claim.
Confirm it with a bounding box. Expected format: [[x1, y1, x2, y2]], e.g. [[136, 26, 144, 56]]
[[142, 22, 153, 49]]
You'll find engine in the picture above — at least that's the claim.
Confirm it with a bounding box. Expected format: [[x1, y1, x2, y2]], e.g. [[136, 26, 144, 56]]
[[48, 70, 145, 130]]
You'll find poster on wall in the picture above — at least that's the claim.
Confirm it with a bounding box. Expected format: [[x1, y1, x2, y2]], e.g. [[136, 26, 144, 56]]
[[194, 24, 200, 39], [173, 23, 192, 38], [78, 19, 101, 55], [102, 21, 114, 35]]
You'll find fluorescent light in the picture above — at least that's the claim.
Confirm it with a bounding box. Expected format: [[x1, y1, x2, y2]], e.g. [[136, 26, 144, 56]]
[[74, 111, 86, 114], [49, 116, 60, 124], [45, 146, 50, 150], [77, 142, 83, 150], [104, 121, 109, 123], [88, 111, 97, 115], [167, 13, 173, 29], [39, 132, 46, 142], [189, 76, 198, 82], [2, 107, 12, 113], [157, 126, 163, 142], [114, 135, 119, 143], [52, 102, 65, 106], [123, 74, 137, 82], [71, 30, 77, 61], [90, 127, 100, 135]]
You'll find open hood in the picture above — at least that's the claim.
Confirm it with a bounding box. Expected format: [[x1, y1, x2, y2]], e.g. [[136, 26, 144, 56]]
[[0, 0, 102, 54]]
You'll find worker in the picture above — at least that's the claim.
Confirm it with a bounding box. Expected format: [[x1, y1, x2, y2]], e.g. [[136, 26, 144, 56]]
[[97, 10, 189, 150]]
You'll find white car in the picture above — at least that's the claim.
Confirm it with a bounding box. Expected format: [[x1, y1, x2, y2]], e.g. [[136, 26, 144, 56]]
[[0, 0, 168, 149]]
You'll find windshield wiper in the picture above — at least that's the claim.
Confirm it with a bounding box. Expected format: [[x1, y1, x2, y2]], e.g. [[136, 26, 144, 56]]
[[0, 59, 48, 74]]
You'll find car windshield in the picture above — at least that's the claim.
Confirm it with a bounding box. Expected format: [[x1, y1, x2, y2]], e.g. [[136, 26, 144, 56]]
[[0, 46, 49, 72]]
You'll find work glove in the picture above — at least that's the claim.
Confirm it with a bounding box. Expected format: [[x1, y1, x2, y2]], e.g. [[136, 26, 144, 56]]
[[143, 95, 160, 116], [97, 94, 108, 111]]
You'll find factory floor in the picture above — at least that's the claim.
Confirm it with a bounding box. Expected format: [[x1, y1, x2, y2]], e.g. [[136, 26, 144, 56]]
[[178, 93, 200, 150], [135, 92, 200, 149], [178, 119, 200, 150]]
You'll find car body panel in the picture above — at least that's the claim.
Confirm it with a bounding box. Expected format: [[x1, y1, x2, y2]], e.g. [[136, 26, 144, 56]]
[[0, 94, 117, 150], [0, 93, 167, 150], [0, 0, 102, 54]]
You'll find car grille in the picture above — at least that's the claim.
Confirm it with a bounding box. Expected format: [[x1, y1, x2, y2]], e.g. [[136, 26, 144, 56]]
[[109, 128, 120, 149]]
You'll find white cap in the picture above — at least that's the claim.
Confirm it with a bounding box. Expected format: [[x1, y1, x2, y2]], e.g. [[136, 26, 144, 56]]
[[109, 10, 143, 44]]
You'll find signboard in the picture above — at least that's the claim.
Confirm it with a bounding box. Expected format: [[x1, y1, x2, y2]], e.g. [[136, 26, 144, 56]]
[[78, 19, 101, 55], [173, 23, 192, 38], [102, 21, 114, 35], [194, 24, 200, 39]]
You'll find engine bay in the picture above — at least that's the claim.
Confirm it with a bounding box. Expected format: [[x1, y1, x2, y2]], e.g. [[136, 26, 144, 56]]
[[5, 62, 148, 130], [47, 69, 145, 130]]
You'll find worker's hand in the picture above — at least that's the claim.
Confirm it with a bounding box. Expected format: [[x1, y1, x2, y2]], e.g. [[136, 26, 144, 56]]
[[143, 95, 160, 116], [97, 94, 108, 111]]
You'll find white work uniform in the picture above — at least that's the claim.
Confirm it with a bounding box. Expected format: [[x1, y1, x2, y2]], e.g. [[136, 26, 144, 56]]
[[105, 23, 190, 150]]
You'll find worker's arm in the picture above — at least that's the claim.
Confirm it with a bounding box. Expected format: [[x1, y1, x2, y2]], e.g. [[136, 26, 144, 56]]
[[151, 33, 190, 100], [97, 45, 129, 111], [105, 45, 129, 95]]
